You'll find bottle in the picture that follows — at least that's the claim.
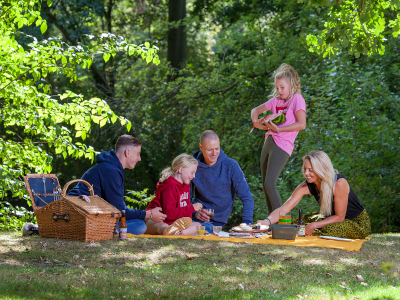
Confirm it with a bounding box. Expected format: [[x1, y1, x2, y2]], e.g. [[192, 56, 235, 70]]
[[297, 208, 305, 237], [119, 210, 127, 240]]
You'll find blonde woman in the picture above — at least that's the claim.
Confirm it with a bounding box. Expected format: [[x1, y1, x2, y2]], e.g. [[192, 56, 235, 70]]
[[145, 154, 203, 235], [251, 63, 306, 214], [258, 151, 371, 239]]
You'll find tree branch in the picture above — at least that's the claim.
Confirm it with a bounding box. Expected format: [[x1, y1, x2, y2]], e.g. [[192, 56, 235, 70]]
[[0, 62, 44, 93], [45, 10, 112, 95], [190, 82, 238, 100], [0, 4, 12, 20]]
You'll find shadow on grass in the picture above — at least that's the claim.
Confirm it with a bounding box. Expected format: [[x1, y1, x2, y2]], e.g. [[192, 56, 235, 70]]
[[0, 233, 399, 299]]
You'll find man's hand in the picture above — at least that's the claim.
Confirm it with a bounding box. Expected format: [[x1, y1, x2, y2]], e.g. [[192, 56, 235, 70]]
[[150, 207, 166, 223], [192, 203, 203, 212], [195, 209, 210, 221], [305, 222, 316, 236]]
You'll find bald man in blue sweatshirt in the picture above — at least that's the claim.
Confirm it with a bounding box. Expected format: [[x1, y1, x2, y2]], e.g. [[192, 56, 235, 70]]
[[191, 130, 254, 233]]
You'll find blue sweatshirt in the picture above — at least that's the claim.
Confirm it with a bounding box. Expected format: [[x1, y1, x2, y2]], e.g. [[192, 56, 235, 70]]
[[67, 150, 146, 220], [191, 149, 254, 225]]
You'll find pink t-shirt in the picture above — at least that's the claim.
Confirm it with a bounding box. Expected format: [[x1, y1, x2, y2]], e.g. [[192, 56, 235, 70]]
[[264, 93, 306, 156]]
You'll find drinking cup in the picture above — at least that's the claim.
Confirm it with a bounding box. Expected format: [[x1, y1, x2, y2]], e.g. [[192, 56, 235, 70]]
[[213, 226, 222, 235], [206, 208, 214, 219], [279, 211, 291, 225], [196, 225, 206, 236]]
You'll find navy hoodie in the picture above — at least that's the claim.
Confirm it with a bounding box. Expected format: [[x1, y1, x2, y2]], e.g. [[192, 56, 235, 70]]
[[67, 150, 146, 220], [191, 149, 254, 225]]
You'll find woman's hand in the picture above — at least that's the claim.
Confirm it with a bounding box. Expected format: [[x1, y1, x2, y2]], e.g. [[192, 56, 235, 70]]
[[192, 203, 203, 212], [305, 222, 317, 236], [257, 219, 270, 226]]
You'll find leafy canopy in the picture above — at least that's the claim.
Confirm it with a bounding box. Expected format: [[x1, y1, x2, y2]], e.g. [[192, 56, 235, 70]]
[[300, 0, 400, 57], [0, 0, 159, 202]]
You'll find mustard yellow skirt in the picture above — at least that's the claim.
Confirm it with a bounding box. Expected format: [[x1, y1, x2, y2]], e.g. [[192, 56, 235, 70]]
[[294, 209, 371, 239]]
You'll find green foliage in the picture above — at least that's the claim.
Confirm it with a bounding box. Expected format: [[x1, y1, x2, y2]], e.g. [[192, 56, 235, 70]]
[[0, 0, 160, 212], [124, 189, 155, 210], [300, 47, 400, 231], [301, 0, 400, 57], [0, 201, 36, 231]]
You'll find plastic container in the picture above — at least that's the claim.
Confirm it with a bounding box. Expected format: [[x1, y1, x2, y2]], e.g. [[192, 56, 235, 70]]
[[271, 224, 298, 240]]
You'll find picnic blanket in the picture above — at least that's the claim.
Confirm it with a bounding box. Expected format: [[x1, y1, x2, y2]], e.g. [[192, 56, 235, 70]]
[[129, 234, 370, 252]]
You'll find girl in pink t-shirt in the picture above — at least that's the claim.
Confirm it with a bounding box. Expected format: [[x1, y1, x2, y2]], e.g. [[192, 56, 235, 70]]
[[250, 63, 306, 213]]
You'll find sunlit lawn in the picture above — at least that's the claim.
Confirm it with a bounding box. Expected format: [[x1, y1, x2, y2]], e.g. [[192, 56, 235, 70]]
[[0, 232, 399, 299]]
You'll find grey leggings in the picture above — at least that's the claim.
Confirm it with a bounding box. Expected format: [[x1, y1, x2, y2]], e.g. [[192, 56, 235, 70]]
[[260, 136, 290, 214]]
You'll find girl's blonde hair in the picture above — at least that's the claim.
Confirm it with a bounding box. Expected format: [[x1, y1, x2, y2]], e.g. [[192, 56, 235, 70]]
[[159, 153, 198, 182], [301, 151, 337, 217], [269, 63, 301, 101]]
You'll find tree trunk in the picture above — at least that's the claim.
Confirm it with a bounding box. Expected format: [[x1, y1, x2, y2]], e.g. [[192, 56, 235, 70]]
[[168, 0, 187, 70], [105, 0, 115, 97]]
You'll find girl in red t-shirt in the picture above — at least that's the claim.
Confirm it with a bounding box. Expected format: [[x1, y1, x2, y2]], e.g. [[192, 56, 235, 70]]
[[145, 154, 203, 235]]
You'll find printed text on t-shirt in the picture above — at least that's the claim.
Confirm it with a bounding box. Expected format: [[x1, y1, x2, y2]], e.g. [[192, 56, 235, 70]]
[[180, 192, 189, 207], [276, 105, 288, 116]]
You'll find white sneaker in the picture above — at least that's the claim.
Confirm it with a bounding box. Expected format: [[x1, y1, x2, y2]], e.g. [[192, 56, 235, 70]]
[[163, 217, 192, 235]]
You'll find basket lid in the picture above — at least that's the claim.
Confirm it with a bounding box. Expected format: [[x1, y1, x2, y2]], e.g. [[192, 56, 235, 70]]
[[63, 195, 120, 215]]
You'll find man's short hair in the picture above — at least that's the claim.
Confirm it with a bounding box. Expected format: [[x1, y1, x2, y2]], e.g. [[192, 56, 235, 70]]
[[200, 130, 219, 144], [115, 135, 142, 152]]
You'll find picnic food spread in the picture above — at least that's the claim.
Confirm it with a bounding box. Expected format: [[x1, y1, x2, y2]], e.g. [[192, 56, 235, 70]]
[[231, 223, 269, 233]]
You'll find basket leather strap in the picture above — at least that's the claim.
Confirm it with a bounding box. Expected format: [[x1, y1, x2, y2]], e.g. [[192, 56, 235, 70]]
[[79, 195, 91, 203]]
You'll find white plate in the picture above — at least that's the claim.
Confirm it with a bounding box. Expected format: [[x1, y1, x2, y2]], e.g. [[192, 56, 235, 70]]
[[319, 236, 354, 242], [231, 225, 269, 232]]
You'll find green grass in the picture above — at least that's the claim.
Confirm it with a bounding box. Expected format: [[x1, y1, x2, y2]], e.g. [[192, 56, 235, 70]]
[[0, 232, 399, 299]]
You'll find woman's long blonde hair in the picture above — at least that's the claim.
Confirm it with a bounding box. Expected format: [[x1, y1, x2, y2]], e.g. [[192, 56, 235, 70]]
[[159, 153, 198, 182], [269, 63, 301, 101], [302, 151, 337, 217]]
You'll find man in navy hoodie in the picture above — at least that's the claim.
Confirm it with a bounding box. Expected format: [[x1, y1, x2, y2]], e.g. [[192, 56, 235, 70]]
[[192, 130, 254, 232], [68, 135, 166, 234]]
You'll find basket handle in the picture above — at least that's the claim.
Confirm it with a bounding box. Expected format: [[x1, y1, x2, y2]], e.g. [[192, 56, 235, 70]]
[[61, 179, 95, 197]]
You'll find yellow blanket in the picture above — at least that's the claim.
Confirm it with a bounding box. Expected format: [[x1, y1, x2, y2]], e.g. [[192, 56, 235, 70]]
[[128, 234, 370, 252]]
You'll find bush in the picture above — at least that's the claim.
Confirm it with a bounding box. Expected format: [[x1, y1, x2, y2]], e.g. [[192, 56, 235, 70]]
[[0, 201, 36, 231], [124, 189, 155, 210]]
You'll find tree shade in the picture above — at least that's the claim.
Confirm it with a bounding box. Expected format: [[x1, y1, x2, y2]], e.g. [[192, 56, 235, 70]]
[[0, 0, 159, 205]]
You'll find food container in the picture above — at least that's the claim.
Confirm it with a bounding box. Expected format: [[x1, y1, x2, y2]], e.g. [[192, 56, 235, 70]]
[[271, 224, 298, 240]]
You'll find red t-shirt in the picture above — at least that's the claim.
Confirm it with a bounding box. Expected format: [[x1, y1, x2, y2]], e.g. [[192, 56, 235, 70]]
[[146, 177, 195, 225], [276, 104, 288, 116]]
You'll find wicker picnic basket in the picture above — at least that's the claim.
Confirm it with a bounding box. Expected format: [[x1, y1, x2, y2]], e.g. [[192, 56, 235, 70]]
[[33, 179, 121, 242]]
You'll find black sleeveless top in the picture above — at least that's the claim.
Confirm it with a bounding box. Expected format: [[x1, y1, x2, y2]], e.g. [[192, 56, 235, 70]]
[[306, 174, 365, 219]]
